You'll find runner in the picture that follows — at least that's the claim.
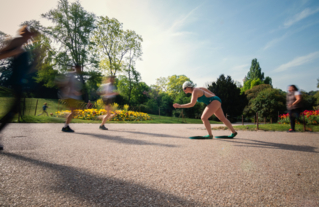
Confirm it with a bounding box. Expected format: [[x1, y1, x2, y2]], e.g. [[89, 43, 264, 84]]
[[98, 76, 118, 130], [56, 65, 83, 133], [173, 81, 237, 139], [0, 25, 38, 150]]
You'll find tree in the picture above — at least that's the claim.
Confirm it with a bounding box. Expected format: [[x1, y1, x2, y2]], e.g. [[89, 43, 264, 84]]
[[250, 88, 286, 121], [166, 75, 192, 99], [92, 16, 131, 76], [243, 84, 273, 118], [207, 74, 247, 122], [42, 0, 96, 101], [246, 59, 264, 81], [124, 30, 143, 104], [155, 77, 168, 92], [242, 58, 272, 93]]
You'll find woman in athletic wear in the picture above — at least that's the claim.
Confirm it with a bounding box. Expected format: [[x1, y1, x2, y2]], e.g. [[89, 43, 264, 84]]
[[173, 81, 237, 139], [286, 85, 302, 132]]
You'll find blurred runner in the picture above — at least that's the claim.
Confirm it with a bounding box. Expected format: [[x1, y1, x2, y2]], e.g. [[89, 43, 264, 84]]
[[56, 65, 82, 133], [97, 76, 118, 130], [0, 25, 38, 150]]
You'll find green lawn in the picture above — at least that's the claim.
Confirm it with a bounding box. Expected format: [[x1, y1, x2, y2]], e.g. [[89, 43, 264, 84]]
[[212, 124, 319, 132], [1, 97, 220, 124], [16, 114, 219, 124], [0, 97, 69, 116]]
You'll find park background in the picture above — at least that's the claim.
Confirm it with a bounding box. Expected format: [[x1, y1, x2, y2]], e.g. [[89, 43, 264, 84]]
[[0, 0, 319, 129]]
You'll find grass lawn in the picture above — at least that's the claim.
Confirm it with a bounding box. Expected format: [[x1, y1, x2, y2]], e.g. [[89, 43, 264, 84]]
[[16, 114, 220, 124], [1, 97, 221, 124], [212, 124, 319, 132]]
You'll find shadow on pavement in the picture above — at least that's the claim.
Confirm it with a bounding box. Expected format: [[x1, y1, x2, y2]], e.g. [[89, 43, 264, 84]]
[[111, 130, 188, 139], [76, 132, 178, 148], [0, 152, 200, 206], [219, 138, 319, 153]]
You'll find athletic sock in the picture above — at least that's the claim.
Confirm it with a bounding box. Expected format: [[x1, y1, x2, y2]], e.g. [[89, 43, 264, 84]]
[[64, 123, 68, 128]]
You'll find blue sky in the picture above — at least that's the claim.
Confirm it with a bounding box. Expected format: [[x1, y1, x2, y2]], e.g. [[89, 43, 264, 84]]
[[1, 0, 318, 92]]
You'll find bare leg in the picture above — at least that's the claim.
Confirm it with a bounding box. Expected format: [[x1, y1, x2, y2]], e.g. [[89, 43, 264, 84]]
[[66, 108, 74, 125], [214, 107, 236, 133], [101, 104, 113, 126], [201, 101, 221, 136]]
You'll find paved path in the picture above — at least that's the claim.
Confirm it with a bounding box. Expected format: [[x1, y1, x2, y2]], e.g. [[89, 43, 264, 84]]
[[0, 124, 318, 206]]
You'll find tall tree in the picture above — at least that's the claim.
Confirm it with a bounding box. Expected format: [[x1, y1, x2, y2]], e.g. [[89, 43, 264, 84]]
[[166, 75, 192, 99], [246, 59, 264, 81], [42, 0, 96, 101], [92, 16, 131, 76], [155, 77, 168, 92], [124, 30, 143, 104], [207, 74, 247, 122]]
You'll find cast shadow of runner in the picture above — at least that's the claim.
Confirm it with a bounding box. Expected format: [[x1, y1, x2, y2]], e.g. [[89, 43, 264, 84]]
[[76, 132, 178, 148], [111, 130, 187, 139], [218, 138, 319, 153], [0, 152, 200, 206]]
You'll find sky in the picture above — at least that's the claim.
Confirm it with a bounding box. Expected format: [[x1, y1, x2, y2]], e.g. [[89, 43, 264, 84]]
[[1, 0, 319, 92]]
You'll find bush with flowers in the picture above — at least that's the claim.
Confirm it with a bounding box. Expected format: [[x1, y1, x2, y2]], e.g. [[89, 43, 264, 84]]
[[54, 102, 152, 121], [278, 109, 319, 125]]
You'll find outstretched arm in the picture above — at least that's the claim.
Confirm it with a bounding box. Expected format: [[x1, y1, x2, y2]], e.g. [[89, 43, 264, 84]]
[[173, 89, 198, 109], [0, 38, 24, 60]]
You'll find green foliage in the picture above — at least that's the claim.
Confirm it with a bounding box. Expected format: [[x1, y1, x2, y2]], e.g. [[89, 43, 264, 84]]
[[167, 75, 192, 99], [250, 88, 286, 120], [300, 91, 317, 110], [250, 78, 263, 88], [207, 74, 247, 122], [245, 84, 272, 101], [246, 59, 264, 81], [241, 58, 272, 94], [243, 84, 273, 118]]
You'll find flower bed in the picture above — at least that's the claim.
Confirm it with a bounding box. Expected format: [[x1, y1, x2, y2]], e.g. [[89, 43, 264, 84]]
[[278, 110, 319, 125], [54, 108, 152, 121]]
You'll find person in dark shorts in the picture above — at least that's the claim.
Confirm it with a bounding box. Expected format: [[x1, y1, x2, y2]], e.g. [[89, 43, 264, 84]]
[[98, 76, 118, 130], [0, 25, 38, 150], [286, 85, 302, 132], [37, 103, 49, 116]]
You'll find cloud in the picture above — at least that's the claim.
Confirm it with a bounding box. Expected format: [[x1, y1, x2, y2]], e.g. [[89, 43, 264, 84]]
[[274, 51, 319, 72], [284, 7, 319, 28], [231, 64, 249, 71]]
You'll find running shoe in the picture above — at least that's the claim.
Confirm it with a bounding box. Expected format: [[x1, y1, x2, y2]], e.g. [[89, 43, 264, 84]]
[[99, 125, 108, 130], [62, 126, 74, 132], [287, 129, 295, 132]]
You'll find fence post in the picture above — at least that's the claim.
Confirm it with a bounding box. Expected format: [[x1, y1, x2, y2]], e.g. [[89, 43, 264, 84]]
[[254, 115, 255, 124], [264, 117, 266, 125], [242, 115, 244, 125], [159, 107, 160, 117], [256, 112, 259, 130], [34, 99, 38, 116], [271, 117, 272, 124]]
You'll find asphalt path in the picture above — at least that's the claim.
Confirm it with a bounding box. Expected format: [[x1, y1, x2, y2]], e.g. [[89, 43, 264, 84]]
[[0, 123, 318, 206]]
